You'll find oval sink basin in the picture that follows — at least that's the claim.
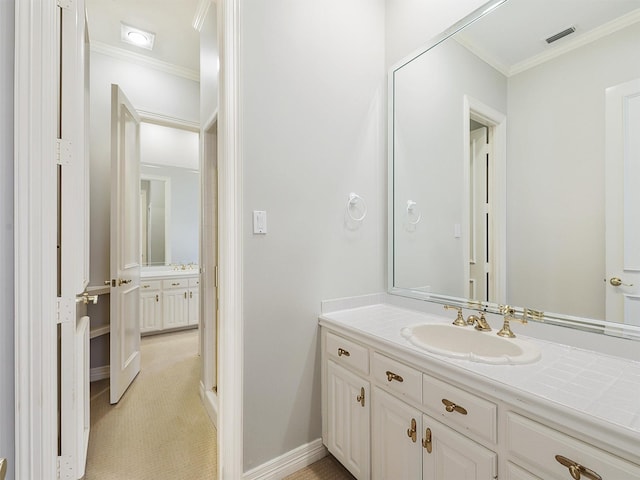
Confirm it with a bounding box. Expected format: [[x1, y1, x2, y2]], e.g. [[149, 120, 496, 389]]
[[401, 323, 540, 365]]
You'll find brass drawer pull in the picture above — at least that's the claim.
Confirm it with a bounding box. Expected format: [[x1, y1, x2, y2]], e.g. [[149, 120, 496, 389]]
[[406, 418, 417, 443], [386, 370, 404, 383], [422, 427, 432, 453], [142, 284, 150, 288], [442, 398, 467, 415], [172, 282, 181, 286], [555, 455, 602, 480], [356, 387, 365, 407], [337, 348, 350, 357]]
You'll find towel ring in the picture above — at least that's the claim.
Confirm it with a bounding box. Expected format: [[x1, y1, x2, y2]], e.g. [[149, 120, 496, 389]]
[[407, 200, 422, 225], [347, 193, 367, 222]]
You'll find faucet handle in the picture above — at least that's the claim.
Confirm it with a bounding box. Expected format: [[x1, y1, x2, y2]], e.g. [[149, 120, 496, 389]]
[[499, 304, 514, 316], [444, 305, 467, 327]]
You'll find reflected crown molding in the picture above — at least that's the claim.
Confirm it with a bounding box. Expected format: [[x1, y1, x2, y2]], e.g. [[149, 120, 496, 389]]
[[90, 41, 200, 82], [456, 8, 640, 77]]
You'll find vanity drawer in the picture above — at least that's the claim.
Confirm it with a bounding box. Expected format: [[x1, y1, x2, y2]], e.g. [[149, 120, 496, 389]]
[[372, 352, 422, 404], [162, 278, 188, 289], [189, 277, 200, 287], [506, 412, 640, 480], [140, 280, 161, 291], [325, 332, 369, 375], [423, 373, 497, 444]]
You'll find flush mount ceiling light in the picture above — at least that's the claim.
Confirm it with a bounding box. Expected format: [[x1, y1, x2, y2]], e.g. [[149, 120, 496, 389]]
[[121, 23, 155, 50]]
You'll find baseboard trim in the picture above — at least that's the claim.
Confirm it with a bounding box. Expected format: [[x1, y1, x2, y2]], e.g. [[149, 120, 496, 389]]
[[89, 365, 109, 382], [199, 381, 218, 429], [243, 438, 328, 480]]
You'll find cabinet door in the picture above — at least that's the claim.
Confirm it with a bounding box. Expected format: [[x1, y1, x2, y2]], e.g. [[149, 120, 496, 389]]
[[422, 414, 497, 480], [140, 291, 161, 333], [162, 290, 189, 329], [372, 387, 422, 480], [327, 360, 370, 479], [505, 462, 542, 480], [188, 287, 200, 326]]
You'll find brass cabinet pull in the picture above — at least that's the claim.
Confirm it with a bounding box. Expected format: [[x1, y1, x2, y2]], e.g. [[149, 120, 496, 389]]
[[422, 427, 432, 453], [184, 291, 187, 299], [337, 348, 350, 357], [555, 455, 602, 480], [171, 282, 180, 286], [406, 418, 417, 443], [442, 398, 467, 415], [356, 387, 365, 407], [142, 284, 150, 288], [155, 294, 159, 302], [386, 371, 404, 383], [190, 291, 193, 299]]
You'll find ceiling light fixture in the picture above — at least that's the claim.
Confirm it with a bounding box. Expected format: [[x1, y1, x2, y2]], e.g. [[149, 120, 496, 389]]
[[121, 23, 155, 50]]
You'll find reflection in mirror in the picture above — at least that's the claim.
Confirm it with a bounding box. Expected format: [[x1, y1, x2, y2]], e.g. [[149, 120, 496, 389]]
[[391, 0, 640, 332], [140, 177, 169, 265], [140, 122, 199, 267]]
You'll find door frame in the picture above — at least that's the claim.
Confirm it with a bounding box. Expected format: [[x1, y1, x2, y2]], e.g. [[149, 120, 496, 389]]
[[14, 0, 245, 478], [463, 95, 507, 304]]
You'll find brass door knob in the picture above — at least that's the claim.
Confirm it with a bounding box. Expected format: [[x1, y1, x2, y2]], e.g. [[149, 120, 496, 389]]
[[609, 277, 633, 287]]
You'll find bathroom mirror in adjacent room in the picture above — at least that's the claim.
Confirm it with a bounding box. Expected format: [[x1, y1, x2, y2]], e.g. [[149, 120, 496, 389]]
[[140, 122, 200, 267], [390, 0, 640, 336]]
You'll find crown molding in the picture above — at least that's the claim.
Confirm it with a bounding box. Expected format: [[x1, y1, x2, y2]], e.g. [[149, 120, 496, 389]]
[[90, 41, 199, 82], [193, 0, 212, 32]]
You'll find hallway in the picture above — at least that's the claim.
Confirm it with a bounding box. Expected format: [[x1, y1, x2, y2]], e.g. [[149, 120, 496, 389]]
[[84, 330, 217, 479]]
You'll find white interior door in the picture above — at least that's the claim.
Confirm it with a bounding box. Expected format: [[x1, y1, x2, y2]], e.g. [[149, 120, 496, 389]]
[[58, 0, 90, 478], [110, 84, 142, 403], [606, 78, 640, 326], [201, 118, 218, 395], [469, 127, 489, 302]]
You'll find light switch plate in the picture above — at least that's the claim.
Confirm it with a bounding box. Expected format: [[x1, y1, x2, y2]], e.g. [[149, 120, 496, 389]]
[[253, 210, 267, 234]]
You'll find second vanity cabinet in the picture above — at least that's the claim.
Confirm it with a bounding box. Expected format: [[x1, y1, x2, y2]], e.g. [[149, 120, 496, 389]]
[[321, 323, 640, 480], [140, 274, 200, 334]]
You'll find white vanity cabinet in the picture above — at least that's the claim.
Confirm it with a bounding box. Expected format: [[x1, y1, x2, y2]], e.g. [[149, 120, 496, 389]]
[[140, 280, 162, 333], [326, 360, 370, 479], [139, 273, 199, 334], [324, 332, 370, 479], [371, 387, 422, 479], [321, 317, 640, 480]]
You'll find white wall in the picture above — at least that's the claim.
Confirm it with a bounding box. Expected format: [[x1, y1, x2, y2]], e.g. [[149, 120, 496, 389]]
[[200, 3, 218, 123], [507, 22, 640, 320], [0, 2, 14, 477], [88, 51, 200, 286], [240, 0, 386, 471]]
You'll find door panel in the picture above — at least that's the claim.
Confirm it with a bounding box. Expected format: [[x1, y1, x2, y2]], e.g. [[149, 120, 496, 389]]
[[110, 84, 142, 404], [605, 78, 640, 326]]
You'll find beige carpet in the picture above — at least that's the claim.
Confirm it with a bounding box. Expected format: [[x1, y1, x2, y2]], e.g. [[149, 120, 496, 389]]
[[84, 329, 217, 480]]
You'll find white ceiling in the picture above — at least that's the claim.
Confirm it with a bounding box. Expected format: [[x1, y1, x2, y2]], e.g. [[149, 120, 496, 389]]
[[85, 0, 201, 74], [456, 0, 640, 75]]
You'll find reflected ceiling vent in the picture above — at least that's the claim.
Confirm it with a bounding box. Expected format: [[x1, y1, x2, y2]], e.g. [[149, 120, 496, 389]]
[[545, 26, 576, 44]]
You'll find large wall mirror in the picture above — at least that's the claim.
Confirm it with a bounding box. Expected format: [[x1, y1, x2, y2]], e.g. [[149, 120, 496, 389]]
[[391, 0, 640, 337], [140, 122, 200, 267]]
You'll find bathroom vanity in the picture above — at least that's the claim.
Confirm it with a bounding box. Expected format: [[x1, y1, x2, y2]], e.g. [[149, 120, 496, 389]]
[[320, 304, 640, 480], [140, 269, 200, 334]]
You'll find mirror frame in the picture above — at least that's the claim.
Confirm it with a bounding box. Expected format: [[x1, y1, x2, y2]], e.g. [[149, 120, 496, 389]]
[[387, 0, 640, 341], [140, 173, 172, 266]]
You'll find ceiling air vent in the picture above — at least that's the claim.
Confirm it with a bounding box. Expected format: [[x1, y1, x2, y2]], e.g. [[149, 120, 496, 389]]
[[546, 26, 576, 44]]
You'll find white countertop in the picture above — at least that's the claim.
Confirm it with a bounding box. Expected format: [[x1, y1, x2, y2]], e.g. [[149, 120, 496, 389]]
[[319, 304, 640, 439], [141, 269, 199, 279]]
